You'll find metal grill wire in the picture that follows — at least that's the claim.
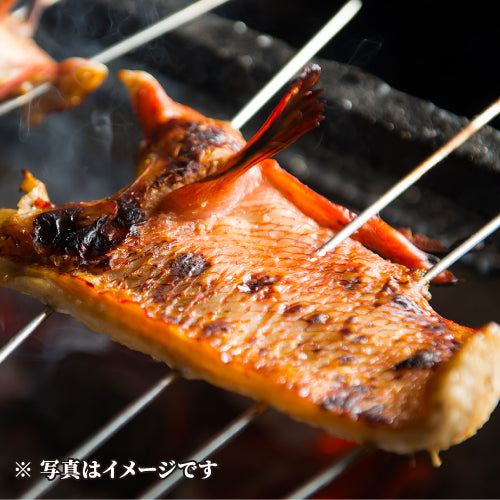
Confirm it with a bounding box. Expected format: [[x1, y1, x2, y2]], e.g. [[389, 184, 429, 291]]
[[1, 1, 369, 497], [0, 0, 498, 498]]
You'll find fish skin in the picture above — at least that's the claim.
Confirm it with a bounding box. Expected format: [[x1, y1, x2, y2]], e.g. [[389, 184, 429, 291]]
[[0, 67, 499, 454]]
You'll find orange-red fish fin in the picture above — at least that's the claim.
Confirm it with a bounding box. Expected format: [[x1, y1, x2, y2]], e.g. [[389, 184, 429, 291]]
[[118, 69, 206, 135], [26, 58, 108, 125], [0, 0, 15, 20], [262, 160, 457, 284], [210, 65, 324, 181], [163, 65, 324, 216]]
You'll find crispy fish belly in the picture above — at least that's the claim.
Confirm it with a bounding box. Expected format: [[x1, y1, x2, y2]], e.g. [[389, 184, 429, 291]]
[[0, 67, 499, 455]]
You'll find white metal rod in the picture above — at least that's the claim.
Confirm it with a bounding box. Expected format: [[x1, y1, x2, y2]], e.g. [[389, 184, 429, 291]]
[[92, 0, 231, 64], [138, 403, 266, 499], [316, 96, 500, 256], [21, 372, 179, 499], [230, 0, 362, 130], [285, 448, 365, 499], [421, 213, 500, 284], [0, 306, 53, 366], [0, 82, 52, 117], [133, 10, 362, 492], [0, 0, 236, 358], [0, 0, 361, 363], [4, 5, 363, 497]]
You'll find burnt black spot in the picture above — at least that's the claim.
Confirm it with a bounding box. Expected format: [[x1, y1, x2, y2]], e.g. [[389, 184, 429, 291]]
[[33, 207, 80, 249], [115, 198, 144, 227], [152, 159, 206, 189], [140, 118, 245, 190], [320, 393, 350, 411], [284, 303, 305, 314], [340, 316, 358, 335], [304, 312, 329, 325], [393, 350, 441, 370], [151, 284, 173, 303], [342, 277, 361, 290], [153, 120, 242, 164], [181, 121, 241, 154], [320, 386, 370, 412], [391, 294, 423, 314], [170, 252, 210, 278], [353, 335, 368, 344], [426, 253, 440, 265], [381, 280, 397, 294], [338, 354, 355, 365], [32, 197, 144, 265], [426, 322, 447, 333], [361, 404, 388, 424], [238, 273, 279, 294], [202, 320, 232, 337]]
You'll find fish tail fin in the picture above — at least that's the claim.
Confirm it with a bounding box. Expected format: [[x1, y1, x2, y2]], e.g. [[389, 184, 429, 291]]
[[160, 66, 324, 218], [210, 64, 325, 180]]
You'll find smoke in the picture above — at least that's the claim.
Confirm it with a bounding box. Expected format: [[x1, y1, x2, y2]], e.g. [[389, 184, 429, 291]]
[[347, 36, 384, 70]]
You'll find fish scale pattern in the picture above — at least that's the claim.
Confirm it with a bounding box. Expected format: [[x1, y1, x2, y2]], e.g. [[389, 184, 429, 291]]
[[74, 182, 472, 428]]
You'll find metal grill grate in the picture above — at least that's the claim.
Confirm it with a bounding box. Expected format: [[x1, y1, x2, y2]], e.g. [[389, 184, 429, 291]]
[[0, 1, 499, 498]]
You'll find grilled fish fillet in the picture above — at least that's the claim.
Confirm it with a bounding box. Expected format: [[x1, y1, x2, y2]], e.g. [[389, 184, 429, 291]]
[[0, 0, 107, 124], [0, 66, 499, 455]]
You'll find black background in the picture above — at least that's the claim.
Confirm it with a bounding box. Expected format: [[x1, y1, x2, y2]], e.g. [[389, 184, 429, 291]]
[[220, 0, 500, 127]]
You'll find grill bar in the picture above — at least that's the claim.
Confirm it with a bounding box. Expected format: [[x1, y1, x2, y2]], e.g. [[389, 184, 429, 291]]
[[138, 403, 267, 499], [285, 448, 366, 499], [422, 213, 500, 284], [230, 0, 362, 129], [0, 0, 358, 369], [11, 6, 359, 495], [0, 0, 238, 367], [0, 306, 52, 366], [92, 0, 232, 65], [0, 6, 364, 499], [0, 82, 51, 117], [21, 372, 179, 499], [316, 96, 500, 256]]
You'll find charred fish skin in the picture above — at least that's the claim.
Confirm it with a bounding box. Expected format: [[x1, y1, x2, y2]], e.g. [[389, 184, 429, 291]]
[[17, 66, 325, 269], [0, 67, 499, 455], [32, 197, 145, 266]]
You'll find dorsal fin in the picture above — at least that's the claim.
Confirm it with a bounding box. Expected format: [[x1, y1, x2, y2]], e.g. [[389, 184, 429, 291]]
[[163, 65, 325, 217]]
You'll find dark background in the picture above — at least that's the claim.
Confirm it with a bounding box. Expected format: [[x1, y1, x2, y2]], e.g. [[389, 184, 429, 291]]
[[218, 0, 500, 128]]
